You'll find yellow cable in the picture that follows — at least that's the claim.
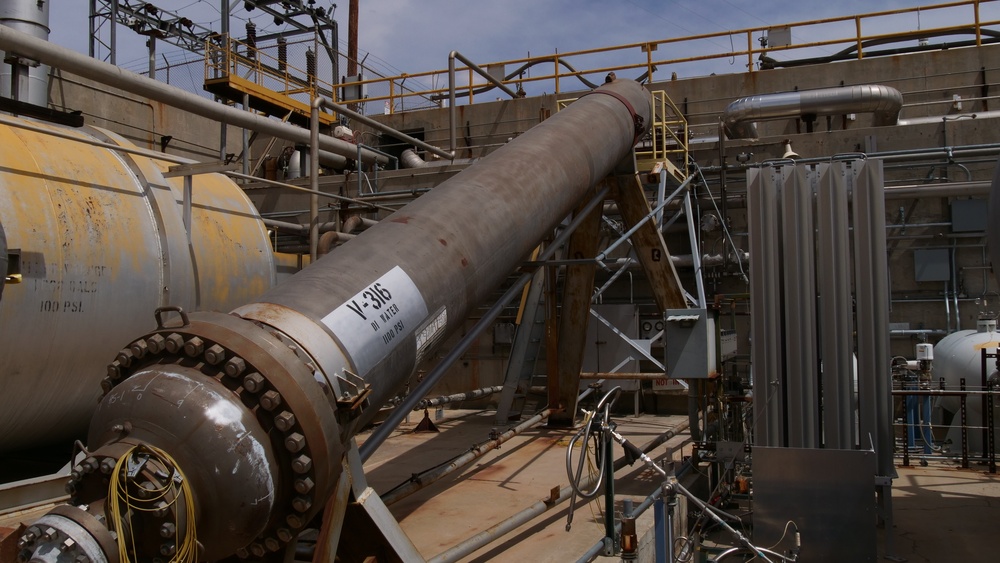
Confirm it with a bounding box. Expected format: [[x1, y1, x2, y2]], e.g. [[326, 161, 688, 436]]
[[106, 445, 198, 563]]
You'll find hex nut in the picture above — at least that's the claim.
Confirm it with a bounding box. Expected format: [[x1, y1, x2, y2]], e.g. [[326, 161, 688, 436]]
[[250, 543, 266, 557], [164, 333, 184, 354], [100, 458, 116, 475], [274, 411, 296, 431], [265, 537, 280, 552], [41, 527, 57, 542], [224, 357, 246, 378], [291, 455, 312, 474], [204, 344, 226, 365], [291, 496, 312, 513], [130, 339, 149, 359], [159, 523, 176, 538], [101, 378, 114, 393], [235, 548, 249, 559], [260, 390, 282, 411], [107, 361, 123, 380], [146, 333, 166, 354], [60, 538, 76, 552], [294, 477, 314, 494], [285, 514, 304, 529], [115, 348, 134, 368], [160, 542, 176, 556], [243, 372, 265, 393], [183, 337, 205, 357], [284, 433, 306, 453], [276, 528, 293, 543]]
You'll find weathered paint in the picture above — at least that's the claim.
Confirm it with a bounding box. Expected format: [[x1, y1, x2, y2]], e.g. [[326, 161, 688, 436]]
[[0, 117, 275, 453]]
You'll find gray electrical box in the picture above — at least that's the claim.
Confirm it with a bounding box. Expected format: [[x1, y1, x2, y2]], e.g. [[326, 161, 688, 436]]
[[665, 308, 717, 379], [913, 248, 951, 282], [951, 198, 987, 233]]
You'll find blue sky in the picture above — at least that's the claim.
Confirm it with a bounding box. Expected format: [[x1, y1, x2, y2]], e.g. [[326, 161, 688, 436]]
[[45, 1, 1000, 85]]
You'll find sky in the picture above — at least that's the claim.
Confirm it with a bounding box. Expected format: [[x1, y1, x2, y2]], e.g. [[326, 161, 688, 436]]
[[40, 0, 1000, 94]]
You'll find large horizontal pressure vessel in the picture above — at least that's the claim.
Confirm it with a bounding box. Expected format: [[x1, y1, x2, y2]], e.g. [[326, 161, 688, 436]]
[[0, 117, 275, 454]]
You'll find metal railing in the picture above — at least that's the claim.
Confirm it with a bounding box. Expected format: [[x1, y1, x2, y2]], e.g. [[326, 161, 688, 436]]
[[326, 1, 998, 115]]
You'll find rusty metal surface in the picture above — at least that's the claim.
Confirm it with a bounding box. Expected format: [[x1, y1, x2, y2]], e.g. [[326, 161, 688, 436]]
[[0, 118, 274, 454], [238, 79, 653, 432]]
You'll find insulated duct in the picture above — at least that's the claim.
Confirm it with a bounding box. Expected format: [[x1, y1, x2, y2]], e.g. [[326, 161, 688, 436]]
[[723, 85, 903, 139], [0, 0, 50, 106]]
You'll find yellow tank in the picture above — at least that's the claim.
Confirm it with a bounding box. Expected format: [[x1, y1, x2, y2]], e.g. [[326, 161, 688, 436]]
[[0, 117, 275, 453]]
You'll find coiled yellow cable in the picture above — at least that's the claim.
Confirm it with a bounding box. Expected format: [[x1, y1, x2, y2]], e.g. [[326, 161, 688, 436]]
[[106, 444, 198, 562]]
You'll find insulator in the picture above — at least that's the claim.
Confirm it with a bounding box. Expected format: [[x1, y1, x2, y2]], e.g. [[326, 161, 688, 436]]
[[306, 48, 316, 82], [277, 36, 287, 73], [245, 21, 257, 60]]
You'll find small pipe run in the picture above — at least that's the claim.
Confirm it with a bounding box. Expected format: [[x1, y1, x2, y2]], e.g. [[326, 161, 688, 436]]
[[722, 84, 903, 139], [0, 25, 361, 168], [449, 50, 519, 156], [415, 386, 504, 410], [380, 407, 554, 507]]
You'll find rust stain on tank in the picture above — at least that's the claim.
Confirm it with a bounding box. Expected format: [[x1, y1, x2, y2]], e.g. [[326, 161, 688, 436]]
[[391, 216, 411, 224], [439, 238, 448, 246], [461, 257, 469, 267]]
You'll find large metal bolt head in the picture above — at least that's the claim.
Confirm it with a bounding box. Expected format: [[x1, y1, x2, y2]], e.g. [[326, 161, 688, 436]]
[[100, 377, 114, 393], [243, 372, 265, 393], [284, 433, 306, 452], [264, 538, 280, 552], [153, 501, 170, 518], [100, 458, 116, 475], [106, 362, 123, 381], [159, 522, 176, 538], [164, 333, 184, 354], [274, 411, 296, 431], [286, 514, 304, 529], [249, 543, 266, 557], [115, 348, 134, 368], [291, 496, 312, 513], [130, 339, 149, 359], [204, 344, 226, 365], [291, 455, 312, 474], [146, 333, 166, 354], [41, 527, 57, 542], [294, 477, 314, 494], [60, 538, 77, 552], [224, 357, 246, 378], [235, 547, 249, 559], [276, 528, 294, 543], [160, 542, 176, 557], [260, 390, 282, 411], [183, 336, 205, 357]]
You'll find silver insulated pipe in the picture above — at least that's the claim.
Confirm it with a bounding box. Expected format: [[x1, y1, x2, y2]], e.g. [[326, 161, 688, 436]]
[[0, 0, 50, 106], [723, 84, 903, 139]]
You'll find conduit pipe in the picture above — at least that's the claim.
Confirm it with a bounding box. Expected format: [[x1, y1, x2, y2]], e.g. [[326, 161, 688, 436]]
[[415, 385, 504, 410], [0, 25, 366, 167], [723, 84, 903, 139]]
